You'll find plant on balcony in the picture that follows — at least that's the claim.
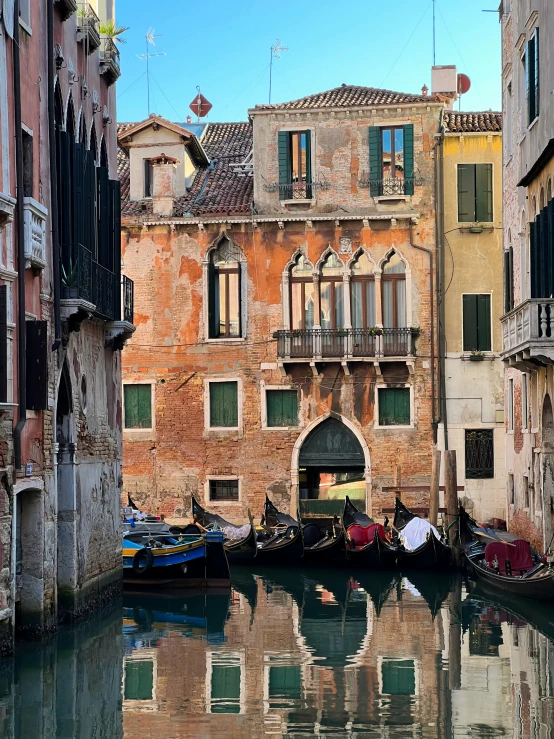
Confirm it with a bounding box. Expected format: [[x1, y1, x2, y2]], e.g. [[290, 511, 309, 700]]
[[366, 326, 382, 336], [62, 258, 79, 298], [469, 349, 485, 361], [98, 19, 129, 43], [335, 329, 348, 337], [410, 327, 422, 337], [291, 329, 302, 337]]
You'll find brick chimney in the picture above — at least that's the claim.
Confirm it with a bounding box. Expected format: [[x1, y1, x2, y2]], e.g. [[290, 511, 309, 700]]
[[150, 153, 179, 217]]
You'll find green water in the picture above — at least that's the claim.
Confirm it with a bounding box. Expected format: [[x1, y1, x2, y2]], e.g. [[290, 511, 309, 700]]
[[1, 568, 554, 737]]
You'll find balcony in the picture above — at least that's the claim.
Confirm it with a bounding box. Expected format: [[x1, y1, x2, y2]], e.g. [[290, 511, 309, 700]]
[[358, 176, 424, 197], [23, 198, 48, 272], [77, 3, 101, 53], [99, 38, 121, 85], [501, 299, 554, 368], [274, 327, 416, 367], [263, 179, 331, 201], [54, 0, 78, 20]]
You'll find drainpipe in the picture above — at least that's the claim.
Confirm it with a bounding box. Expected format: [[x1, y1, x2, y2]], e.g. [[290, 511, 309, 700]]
[[48, 0, 61, 350], [436, 131, 448, 450], [13, 0, 27, 471]]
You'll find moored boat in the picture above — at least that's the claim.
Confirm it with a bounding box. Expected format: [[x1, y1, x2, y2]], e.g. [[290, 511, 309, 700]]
[[393, 498, 452, 571], [256, 496, 304, 564], [342, 496, 398, 569], [191, 495, 257, 564]]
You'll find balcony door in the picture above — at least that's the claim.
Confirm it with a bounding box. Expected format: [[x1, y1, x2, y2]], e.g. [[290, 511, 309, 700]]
[[320, 252, 344, 329], [351, 252, 377, 356], [382, 253, 407, 355]]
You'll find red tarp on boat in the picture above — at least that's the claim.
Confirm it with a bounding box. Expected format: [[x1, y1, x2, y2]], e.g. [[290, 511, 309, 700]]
[[347, 523, 387, 549], [485, 539, 533, 574]]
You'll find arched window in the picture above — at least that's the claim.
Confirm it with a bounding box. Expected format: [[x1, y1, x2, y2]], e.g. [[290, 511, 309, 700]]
[[540, 187, 545, 212], [208, 238, 242, 338], [290, 254, 314, 330], [100, 137, 108, 168], [505, 230, 514, 313], [90, 125, 97, 161], [548, 179, 552, 203], [54, 81, 63, 131], [382, 253, 406, 328], [66, 95, 75, 140], [319, 252, 344, 330], [351, 252, 376, 328], [78, 113, 86, 145]]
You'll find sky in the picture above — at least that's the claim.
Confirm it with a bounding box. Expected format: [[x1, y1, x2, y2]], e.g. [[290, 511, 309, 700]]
[[115, 0, 502, 125]]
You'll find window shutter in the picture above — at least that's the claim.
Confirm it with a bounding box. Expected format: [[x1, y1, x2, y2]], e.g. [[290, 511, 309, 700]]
[[124, 386, 138, 428], [530, 220, 537, 298], [547, 200, 554, 298], [403, 124, 414, 196], [305, 130, 313, 198], [463, 294, 478, 351], [368, 126, 382, 197], [537, 209, 546, 299], [394, 389, 410, 425], [504, 246, 514, 314], [278, 131, 291, 199], [83, 150, 96, 255], [477, 294, 491, 351], [534, 29, 540, 118], [267, 390, 297, 426], [112, 179, 122, 320], [137, 385, 152, 428], [237, 263, 242, 338], [97, 166, 110, 268], [26, 321, 48, 410], [208, 260, 217, 338], [72, 142, 85, 249], [0, 286, 7, 403], [59, 131, 73, 261], [458, 164, 476, 222], [475, 164, 493, 222], [210, 382, 238, 427], [509, 246, 514, 312]]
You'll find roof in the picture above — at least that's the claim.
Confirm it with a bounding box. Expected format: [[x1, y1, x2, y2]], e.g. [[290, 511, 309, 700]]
[[252, 84, 440, 111], [442, 111, 502, 133], [119, 121, 253, 219], [118, 114, 209, 167]]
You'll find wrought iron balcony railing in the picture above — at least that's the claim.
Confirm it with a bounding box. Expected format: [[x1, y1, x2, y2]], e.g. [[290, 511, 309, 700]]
[[122, 275, 134, 324], [77, 3, 101, 52], [501, 298, 554, 368], [357, 176, 424, 196], [274, 327, 416, 360], [99, 37, 121, 85], [263, 179, 331, 200]]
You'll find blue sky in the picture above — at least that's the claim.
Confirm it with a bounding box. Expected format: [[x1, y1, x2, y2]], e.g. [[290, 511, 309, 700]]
[[115, 0, 501, 124]]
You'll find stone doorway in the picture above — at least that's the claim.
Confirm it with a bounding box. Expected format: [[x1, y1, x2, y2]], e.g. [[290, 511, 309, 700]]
[[541, 394, 554, 552]]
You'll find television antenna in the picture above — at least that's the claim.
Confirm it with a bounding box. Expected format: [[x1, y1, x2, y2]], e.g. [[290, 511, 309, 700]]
[[269, 40, 288, 105], [137, 28, 166, 116]]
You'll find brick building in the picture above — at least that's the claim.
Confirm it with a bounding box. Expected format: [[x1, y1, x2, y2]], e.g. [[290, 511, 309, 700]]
[[0, 0, 133, 651], [120, 76, 454, 522], [500, 0, 554, 550]]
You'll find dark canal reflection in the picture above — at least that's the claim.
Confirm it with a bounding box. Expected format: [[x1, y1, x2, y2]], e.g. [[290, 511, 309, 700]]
[[1, 568, 554, 737]]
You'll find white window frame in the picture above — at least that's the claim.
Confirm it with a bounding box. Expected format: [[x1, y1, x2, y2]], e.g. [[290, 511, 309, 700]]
[[204, 378, 243, 432], [508, 378, 514, 433], [205, 650, 246, 714], [377, 656, 420, 698], [263, 654, 305, 713], [122, 649, 158, 711], [461, 292, 494, 354], [19, 0, 31, 34], [374, 383, 414, 430], [205, 475, 242, 506], [521, 373, 528, 432], [260, 381, 301, 430], [456, 163, 495, 225], [122, 381, 155, 435]]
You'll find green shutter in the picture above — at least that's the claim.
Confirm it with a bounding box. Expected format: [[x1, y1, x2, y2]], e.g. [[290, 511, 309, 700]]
[[381, 660, 415, 696], [477, 294, 491, 351], [458, 164, 476, 222], [475, 164, 493, 222], [527, 37, 536, 123], [368, 126, 382, 197], [267, 390, 298, 427], [463, 294, 478, 351], [124, 385, 152, 429], [269, 666, 301, 701], [211, 665, 241, 713], [530, 220, 537, 298], [125, 661, 154, 701], [547, 200, 554, 297], [210, 382, 238, 427], [278, 131, 291, 199], [403, 124, 414, 195], [379, 388, 409, 426], [208, 260, 217, 338], [305, 130, 312, 199]]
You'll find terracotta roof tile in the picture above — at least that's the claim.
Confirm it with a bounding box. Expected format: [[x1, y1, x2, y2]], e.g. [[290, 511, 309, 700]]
[[443, 111, 502, 133], [254, 84, 439, 111]]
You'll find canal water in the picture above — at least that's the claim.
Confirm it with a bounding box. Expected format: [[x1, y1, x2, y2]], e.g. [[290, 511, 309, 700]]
[[1, 568, 554, 737]]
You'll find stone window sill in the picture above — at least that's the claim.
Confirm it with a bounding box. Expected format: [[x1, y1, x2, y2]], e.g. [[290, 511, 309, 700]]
[[374, 195, 410, 203], [280, 199, 315, 206], [528, 116, 539, 132]]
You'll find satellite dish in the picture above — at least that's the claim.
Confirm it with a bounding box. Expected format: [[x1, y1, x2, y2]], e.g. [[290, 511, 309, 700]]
[[457, 73, 471, 95], [189, 87, 212, 119]]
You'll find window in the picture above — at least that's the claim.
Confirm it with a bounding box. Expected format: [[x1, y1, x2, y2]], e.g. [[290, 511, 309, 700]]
[[22, 130, 33, 198], [465, 429, 494, 479], [124, 660, 154, 701], [268, 666, 301, 706], [378, 388, 410, 426], [523, 475, 530, 508], [208, 238, 242, 339], [319, 252, 344, 330], [462, 294, 491, 352], [278, 130, 312, 199], [290, 254, 314, 330], [0, 286, 7, 404], [19, 0, 31, 28], [124, 384, 152, 429], [508, 474, 514, 505], [505, 81, 513, 159], [382, 253, 406, 329], [369, 124, 414, 196], [504, 243, 514, 314], [526, 29, 539, 125], [209, 479, 239, 502], [207, 653, 243, 713], [144, 158, 153, 197], [458, 164, 493, 222], [508, 378, 514, 432], [209, 381, 238, 428], [351, 252, 376, 329], [522, 374, 528, 430], [266, 389, 298, 427], [381, 659, 416, 696], [520, 51, 527, 137]]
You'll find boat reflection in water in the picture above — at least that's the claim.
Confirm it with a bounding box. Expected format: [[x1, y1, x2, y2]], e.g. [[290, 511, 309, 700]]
[[2, 569, 554, 737]]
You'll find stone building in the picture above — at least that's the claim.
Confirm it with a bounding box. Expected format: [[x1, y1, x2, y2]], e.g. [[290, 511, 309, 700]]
[[438, 110, 506, 523], [120, 75, 453, 521], [0, 0, 132, 651], [500, 0, 554, 550]]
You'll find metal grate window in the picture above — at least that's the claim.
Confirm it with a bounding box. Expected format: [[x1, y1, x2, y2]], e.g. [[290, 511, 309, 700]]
[[209, 479, 239, 502], [465, 429, 494, 479]]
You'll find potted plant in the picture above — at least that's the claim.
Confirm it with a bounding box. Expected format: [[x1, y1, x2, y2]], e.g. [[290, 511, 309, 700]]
[[98, 19, 129, 43], [367, 326, 382, 336], [469, 349, 485, 361], [62, 258, 79, 298], [410, 326, 422, 337]]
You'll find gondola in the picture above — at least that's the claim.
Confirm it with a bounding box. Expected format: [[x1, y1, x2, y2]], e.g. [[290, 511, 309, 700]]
[[459, 506, 554, 601], [341, 496, 398, 569], [256, 496, 304, 565], [264, 496, 346, 565], [393, 498, 452, 570], [190, 495, 257, 564]]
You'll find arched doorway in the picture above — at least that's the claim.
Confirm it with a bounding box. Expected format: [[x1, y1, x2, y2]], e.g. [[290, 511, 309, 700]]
[[541, 394, 554, 551], [292, 414, 371, 517]]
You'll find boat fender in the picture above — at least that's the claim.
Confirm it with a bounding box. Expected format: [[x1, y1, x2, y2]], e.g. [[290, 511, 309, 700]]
[[132, 547, 154, 574]]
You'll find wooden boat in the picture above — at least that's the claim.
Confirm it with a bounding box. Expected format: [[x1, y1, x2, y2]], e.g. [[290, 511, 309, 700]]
[[264, 496, 346, 565], [190, 495, 257, 564], [459, 506, 554, 601], [341, 496, 398, 569], [122, 528, 230, 589], [393, 498, 452, 571], [256, 496, 304, 564]]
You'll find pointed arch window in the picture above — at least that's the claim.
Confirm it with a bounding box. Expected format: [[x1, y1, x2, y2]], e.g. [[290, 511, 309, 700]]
[[382, 253, 406, 328], [290, 254, 314, 330], [208, 238, 242, 338], [319, 252, 344, 329], [351, 252, 376, 328]]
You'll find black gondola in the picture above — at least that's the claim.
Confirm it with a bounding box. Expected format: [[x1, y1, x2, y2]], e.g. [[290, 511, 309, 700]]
[[264, 496, 346, 565], [342, 496, 398, 569], [459, 506, 554, 601], [393, 498, 452, 571], [191, 495, 257, 564], [256, 496, 304, 564]]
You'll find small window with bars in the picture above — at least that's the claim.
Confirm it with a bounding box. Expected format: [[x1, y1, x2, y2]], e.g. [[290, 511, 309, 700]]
[[209, 479, 239, 503], [266, 389, 298, 427], [465, 429, 494, 479]]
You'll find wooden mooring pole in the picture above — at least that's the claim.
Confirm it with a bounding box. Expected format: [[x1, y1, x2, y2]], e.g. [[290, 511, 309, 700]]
[[444, 449, 461, 565], [429, 447, 440, 527]]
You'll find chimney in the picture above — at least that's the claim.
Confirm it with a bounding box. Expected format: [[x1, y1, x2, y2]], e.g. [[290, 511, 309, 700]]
[[150, 153, 179, 217], [431, 65, 458, 108]]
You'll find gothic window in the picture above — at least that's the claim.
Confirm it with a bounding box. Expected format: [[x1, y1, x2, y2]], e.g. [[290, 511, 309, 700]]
[[382, 253, 406, 328], [290, 254, 314, 330], [319, 252, 344, 330], [351, 252, 376, 329], [208, 238, 242, 338]]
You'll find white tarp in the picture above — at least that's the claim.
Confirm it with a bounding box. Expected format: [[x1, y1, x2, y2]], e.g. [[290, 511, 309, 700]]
[[400, 517, 441, 552], [222, 523, 251, 542]]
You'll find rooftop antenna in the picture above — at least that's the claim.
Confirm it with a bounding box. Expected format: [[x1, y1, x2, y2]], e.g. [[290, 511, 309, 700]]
[[137, 28, 166, 116], [432, 0, 436, 66], [269, 40, 288, 105]]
